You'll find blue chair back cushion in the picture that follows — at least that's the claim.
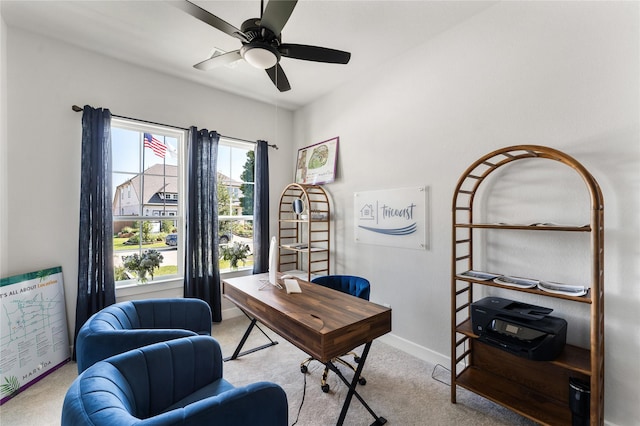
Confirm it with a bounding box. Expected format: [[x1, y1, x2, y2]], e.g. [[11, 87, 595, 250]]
[[62, 336, 288, 426], [311, 275, 370, 300], [76, 298, 212, 373]]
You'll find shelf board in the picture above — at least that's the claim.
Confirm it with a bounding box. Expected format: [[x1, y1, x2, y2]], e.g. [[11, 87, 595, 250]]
[[280, 246, 328, 253], [456, 367, 572, 426], [455, 277, 592, 304], [454, 223, 591, 232], [456, 320, 591, 375], [279, 219, 330, 223]]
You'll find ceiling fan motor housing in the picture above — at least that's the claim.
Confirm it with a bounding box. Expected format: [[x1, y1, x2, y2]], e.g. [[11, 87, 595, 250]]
[[239, 18, 282, 68]]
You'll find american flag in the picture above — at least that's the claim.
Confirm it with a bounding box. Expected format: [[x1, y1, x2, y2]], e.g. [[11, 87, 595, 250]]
[[144, 133, 167, 158]]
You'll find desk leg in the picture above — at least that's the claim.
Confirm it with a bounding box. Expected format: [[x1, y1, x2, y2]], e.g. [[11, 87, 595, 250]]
[[224, 312, 278, 362], [330, 342, 387, 426]]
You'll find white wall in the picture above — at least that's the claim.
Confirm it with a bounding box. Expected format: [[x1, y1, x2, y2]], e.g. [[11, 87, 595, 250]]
[[3, 27, 293, 337], [294, 2, 639, 425], [0, 12, 8, 279], [3, 2, 639, 424]]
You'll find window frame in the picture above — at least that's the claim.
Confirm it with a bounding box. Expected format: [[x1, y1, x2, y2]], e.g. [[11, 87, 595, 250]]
[[110, 126, 258, 296], [111, 118, 187, 289], [217, 137, 256, 273]]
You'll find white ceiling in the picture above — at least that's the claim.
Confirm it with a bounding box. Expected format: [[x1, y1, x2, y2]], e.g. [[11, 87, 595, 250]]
[[1, 0, 495, 110]]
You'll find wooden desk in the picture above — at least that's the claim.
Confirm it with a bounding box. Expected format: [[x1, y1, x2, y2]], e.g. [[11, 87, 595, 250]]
[[223, 273, 392, 425]]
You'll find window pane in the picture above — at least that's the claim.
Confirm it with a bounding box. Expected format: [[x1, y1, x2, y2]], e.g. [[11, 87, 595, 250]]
[[217, 142, 255, 217], [217, 144, 232, 179], [114, 219, 179, 281], [113, 172, 140, 217], [231, 145, 252, 181], [217, 139, 255, 271], [112, 128, 140, 173], [141, 164, 178, 218], [112, 121, 183, 287], [219, 219, 254, 272]]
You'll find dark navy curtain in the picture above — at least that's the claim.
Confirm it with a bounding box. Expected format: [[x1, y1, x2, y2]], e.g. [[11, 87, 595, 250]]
[[73, 105, 115, 360], [184, 128, 222, 321], [252, 140, 270, 274]]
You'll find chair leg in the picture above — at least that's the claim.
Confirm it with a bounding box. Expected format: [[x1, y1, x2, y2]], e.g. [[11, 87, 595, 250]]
[[321, 366, 331, 393], [334, 357, 366, 385], [345, 351, 361, 363], [300, 356, 313, 373], [299, 353, 367, 393]]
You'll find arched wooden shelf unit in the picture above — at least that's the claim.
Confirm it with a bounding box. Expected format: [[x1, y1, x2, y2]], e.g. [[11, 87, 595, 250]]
[[278, 184, 331, 281], [450, 145, 604, 425]]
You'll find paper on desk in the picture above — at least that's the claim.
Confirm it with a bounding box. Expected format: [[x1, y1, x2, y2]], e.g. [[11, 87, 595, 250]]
[[284, 279, 302, 294]]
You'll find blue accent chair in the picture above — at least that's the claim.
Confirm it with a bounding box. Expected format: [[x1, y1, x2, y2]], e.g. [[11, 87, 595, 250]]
[[62, 336, 288, 426], [76, 298, 212, 373], [301, 275, 371, 392], [311, 274, 371, 301]]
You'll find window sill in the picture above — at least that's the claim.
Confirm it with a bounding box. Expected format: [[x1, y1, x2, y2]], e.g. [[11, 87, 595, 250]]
[[220, 268, 254, 279], [115, 269, 255, 300], [116, 277, 183, 299]]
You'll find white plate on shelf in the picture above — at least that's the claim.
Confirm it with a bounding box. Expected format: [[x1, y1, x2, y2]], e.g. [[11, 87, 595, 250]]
[[538, 281, 588, 297], [281, 243, 308, 249], [458, 270, 500, 281], [493, 276, 539, 288]]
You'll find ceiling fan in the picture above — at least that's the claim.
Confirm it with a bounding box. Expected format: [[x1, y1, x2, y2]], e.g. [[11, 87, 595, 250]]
[[174, 0, 351, 92]]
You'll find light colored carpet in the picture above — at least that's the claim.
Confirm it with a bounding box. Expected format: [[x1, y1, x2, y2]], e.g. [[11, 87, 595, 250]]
[[0, 315, 536, 425]]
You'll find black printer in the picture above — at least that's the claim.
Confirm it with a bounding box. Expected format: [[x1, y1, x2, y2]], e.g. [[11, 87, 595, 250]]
[[471, 297, 567, 361]]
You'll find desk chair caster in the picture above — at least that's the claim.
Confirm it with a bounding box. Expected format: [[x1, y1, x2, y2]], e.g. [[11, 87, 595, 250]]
[[300, 356, 366, 393]]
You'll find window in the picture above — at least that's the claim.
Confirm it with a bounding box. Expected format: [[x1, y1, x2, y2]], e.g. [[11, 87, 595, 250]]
[[217, 138, 255, 272], [111, 119, 184, 287], [111, 123, 256, 287]]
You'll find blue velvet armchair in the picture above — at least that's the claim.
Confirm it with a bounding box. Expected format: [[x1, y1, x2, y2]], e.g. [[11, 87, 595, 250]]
[[76, 298, 212, 372], [62, 336, 288, 425]]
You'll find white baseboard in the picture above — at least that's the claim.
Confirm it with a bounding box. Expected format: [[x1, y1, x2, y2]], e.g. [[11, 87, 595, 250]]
[[221, 306, 243, 320], [377, 332, 449, 367]]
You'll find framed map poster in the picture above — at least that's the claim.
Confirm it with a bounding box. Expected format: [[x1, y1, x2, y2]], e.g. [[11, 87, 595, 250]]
[[0, 266, 71, 404], [295, 137, 339, 185]]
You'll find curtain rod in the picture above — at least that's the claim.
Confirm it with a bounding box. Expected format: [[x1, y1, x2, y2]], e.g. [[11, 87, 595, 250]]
[[71, 105, 278, 149]]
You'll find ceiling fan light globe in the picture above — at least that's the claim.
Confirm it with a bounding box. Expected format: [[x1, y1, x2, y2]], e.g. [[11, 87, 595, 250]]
[[241, 44, 280, 69]]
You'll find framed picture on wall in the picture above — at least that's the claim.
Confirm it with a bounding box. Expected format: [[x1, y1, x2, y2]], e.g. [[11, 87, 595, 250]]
[[295, 137, 339, 185]]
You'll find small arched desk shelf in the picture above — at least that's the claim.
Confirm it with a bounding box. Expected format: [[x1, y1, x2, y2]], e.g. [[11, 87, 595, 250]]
[[278, 183, 331, 281]]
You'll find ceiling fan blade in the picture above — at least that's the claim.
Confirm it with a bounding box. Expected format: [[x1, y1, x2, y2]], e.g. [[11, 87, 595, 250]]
[[279, 44, 351, 64], [265, 63, 291, 92], [261, 0, 297, 35], [173, 0, 248, 42], [194, 50, 242, 71]]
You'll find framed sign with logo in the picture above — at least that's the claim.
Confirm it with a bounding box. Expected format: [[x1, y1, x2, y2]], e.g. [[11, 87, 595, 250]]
[[354, 186, 428, 250]]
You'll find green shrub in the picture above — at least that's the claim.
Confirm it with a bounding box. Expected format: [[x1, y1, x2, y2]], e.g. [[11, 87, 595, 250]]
[[220, 242, 251, 269], [114, 266, 129, 281], [124, 234, 140, 245], [123, 249, 164, 283], [232, 222, 253, 238]]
